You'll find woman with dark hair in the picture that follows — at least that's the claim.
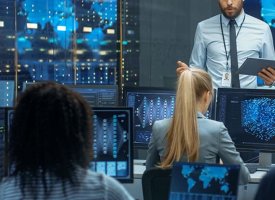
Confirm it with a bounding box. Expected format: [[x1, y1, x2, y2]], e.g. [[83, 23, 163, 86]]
[[0, 82, 133, 199]]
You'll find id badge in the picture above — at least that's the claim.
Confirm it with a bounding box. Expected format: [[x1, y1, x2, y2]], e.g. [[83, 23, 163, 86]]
[[221, 72, 231, 87]]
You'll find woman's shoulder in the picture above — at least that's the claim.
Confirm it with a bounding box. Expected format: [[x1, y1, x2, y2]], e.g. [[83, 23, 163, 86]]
[[198, 117, 225, 128], [153, 118, 172, 129], [198, 118, 227, 137]]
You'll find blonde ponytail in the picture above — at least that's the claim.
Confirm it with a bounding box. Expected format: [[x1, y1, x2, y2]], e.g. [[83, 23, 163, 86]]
[[160, 68, 212, 168]]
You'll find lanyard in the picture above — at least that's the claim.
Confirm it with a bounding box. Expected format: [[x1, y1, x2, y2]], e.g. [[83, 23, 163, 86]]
[[220, 14, 246, 71]]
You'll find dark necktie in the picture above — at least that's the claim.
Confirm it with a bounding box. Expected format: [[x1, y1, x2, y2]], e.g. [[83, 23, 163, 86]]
[[229, 19, 240, 88]]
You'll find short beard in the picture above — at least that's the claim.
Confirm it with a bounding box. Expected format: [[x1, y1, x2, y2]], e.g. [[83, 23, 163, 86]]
[[219, 1, 243, 20], [221, 8, 242, 19]]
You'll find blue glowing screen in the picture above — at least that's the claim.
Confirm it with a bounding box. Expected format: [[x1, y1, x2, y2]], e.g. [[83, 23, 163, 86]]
[[90, 107, 133, 183], [0, 0, 118, 86], [242, 98, 275, 141], [169, 162, 240, 200], [124, 87, 216, 147], [216, 88, 275, 152], [0, 81, 14, 107]]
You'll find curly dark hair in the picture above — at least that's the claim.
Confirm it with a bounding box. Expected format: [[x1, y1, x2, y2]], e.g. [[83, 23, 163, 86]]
[[9, 82, 92, 198]]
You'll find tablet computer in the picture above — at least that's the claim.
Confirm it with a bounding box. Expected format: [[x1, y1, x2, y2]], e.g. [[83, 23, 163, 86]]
[[237, 58, 275, 76]]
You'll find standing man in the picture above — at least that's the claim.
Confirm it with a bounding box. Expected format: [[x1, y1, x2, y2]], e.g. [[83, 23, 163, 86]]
[[177, 0, 275, 88]]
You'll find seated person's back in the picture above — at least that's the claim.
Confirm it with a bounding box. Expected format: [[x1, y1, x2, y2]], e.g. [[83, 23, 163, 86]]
[[146, 68, 250, 185], [254, 168, 275, 200], [0, 82, 133, 200]]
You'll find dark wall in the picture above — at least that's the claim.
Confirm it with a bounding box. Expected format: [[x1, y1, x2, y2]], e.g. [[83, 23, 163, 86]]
[[139, 0, 219, 88]]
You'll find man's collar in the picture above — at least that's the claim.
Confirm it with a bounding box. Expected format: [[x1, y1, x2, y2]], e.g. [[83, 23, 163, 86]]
[[221, 9, 245, 27], [197, 112, 206, 119]]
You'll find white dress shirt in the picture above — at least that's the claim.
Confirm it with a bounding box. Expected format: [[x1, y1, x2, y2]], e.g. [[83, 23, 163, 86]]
[[189, 9, 275, 89]]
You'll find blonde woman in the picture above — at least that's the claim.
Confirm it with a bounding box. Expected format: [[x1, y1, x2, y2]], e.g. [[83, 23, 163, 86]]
[[145, 68, 250, 185]]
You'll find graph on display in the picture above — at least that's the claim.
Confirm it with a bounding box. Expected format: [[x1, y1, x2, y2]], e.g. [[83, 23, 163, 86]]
[[0, 81, 14, 107], [241, 98, 275, 141], [216, 88, 275, 151], [124, 88, 176, 146], [124, 87, 216, 147], [90, 107, 133, 183]]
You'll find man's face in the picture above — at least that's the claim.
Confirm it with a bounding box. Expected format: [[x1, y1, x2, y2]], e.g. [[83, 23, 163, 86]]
[[219, 0, 244, 19]]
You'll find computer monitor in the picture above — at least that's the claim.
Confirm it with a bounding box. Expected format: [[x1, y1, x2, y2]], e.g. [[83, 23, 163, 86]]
[[123, 87, 216, 148], [169, 162, 240, 200], [2, 106, 134, 182], [216, 88, 275, 169], [90, 107, 133, 183], [0, 81, 14, 107], [0, 108, 6, 180], [0, 107, 14, 178], [123, 87, 175, 147], [67, 84, 119, 107], [23, 82, 119, 107]]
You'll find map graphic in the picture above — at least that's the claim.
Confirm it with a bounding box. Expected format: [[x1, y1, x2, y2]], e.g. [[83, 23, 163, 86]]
[[181, 165, 230, 193], [169, 163, 239, 200]]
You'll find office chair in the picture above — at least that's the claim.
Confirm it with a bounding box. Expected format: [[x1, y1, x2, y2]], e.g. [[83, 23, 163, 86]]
[[142, 167, 172, 200]]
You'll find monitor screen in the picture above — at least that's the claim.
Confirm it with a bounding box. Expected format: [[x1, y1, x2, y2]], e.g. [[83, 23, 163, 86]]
[[0, 108, 6, 180], [67, 84, 119, 107], [216, 88, 275, 152], [23, 83, 119, 107], [90, 107, 133, 183], [123, 87, 216, 147], [2, 106, 134, 182], [0, 107, 14, 178], [169, 162, 240, 200], [0, 81, 14, 107]]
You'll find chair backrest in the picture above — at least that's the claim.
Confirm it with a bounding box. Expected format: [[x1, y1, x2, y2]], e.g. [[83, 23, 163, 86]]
[[142, 167, 172, 200]]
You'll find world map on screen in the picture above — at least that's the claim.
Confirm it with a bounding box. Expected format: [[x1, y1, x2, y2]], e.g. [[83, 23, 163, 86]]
[[181, 165, 230, 194]]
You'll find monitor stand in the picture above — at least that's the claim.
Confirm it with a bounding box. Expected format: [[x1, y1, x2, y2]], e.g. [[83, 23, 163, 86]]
[[258, 152, 272, 170], [134, 148, 147, 160]]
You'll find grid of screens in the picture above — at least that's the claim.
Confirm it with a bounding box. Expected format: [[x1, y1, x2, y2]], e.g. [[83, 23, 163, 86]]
[[90, 107, 133, 183], [216, 88, 275, 152], [169, 162, 240, 200], [124, 87, 216, 147], [23, 83, 119, 107], [0, 0, 119, 85]]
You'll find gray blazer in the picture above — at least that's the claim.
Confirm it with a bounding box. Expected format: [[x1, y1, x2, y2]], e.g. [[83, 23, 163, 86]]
[[145, 112, 250, 185]]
